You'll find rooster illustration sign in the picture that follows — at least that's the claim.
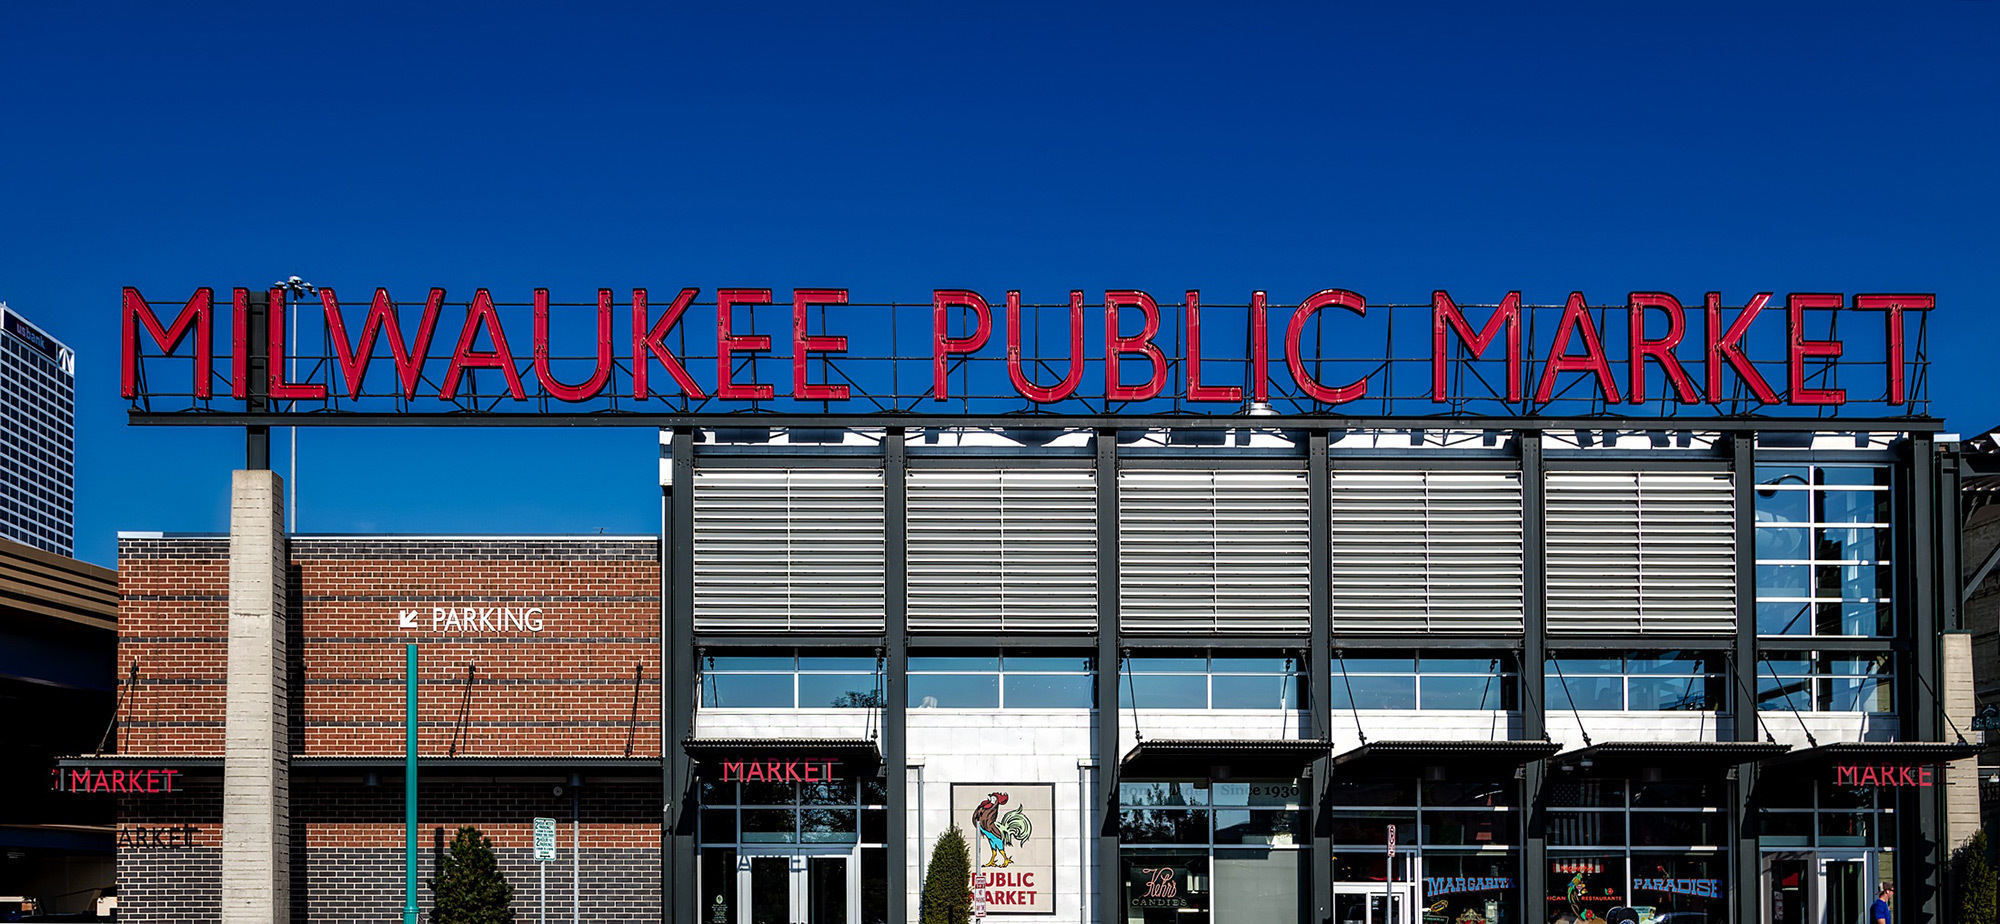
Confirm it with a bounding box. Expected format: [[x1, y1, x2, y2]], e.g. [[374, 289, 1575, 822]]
[[952, 783, 1056, 914], [971, 792, 1033, 868]]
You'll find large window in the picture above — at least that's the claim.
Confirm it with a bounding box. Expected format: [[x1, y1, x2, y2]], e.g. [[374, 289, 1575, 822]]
[[701, 653, 884, 709], [1326, 777, 1517, 924], [1755, 464, 1893, 637], [1759, 778, 1897, 848], [1120, 779, 1307, 924], [1545, 651, 1726, 712], [1119, 654, 1301, 710], [1756, 652, 1895, 714], [908, 653, 1094, 709], [1546, 777, 1727, 922], [698, 778, 889, 924], [1327, 652, 1518, 711]]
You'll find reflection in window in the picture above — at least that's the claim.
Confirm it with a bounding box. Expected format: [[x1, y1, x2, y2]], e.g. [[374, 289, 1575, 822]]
[[1326, 653, 1518, 711], [908, 653, 1094, 709], [1754, 464, 1893, 637], [1545, 651, 1726, 712], [701, 652, 885, 709], [1756, 652, 1895, 713], [1120, 655, 1302, 710]]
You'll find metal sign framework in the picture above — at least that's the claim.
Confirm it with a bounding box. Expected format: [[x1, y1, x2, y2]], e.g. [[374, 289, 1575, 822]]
[[120, 287, 1934, 427]]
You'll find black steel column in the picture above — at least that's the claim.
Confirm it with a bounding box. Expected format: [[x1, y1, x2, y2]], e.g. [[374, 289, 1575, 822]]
[[884, 430, 909, 924], [1307, 432, 1333, 924], [1907, 435, 1944, 924], [1729, 434, 1761, 924], [666, 430, 696, 924], [244, 290, 270, 469], [1095, 430, 1122, 924], [1519, 431, 1548, 923]]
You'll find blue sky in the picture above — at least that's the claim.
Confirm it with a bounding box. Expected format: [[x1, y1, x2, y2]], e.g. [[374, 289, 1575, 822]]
[[2, 2, 1996, 566]]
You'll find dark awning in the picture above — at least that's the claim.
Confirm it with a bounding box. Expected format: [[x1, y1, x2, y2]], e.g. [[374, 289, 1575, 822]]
[[1331, 740, 1561, 774], [1121, 738, 1330, 777], [681, 737, 882, 772], [1760, 740, 1984, 773], [55, 754, 661, 778], [1552, 741, 1790, 772]]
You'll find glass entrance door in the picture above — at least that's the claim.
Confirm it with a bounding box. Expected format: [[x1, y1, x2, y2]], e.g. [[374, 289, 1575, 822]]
[[738, 848, 856, 924], [1763, 851, 1875, 924], [1332, 885, 1416, 924]]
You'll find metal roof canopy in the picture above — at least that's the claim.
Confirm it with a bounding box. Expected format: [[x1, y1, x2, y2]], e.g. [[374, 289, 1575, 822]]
[[1331, 740, 1562, 774], [1552, 740, 1791, 772], [55, 755, 661, 776], [680, 737, 883, 772], [1758, 740, 1985, 773], [1121, 738, 1331, 777]]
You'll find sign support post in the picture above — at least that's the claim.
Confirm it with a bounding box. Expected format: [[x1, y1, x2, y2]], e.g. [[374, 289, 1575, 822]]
[[403, 643, 419, 924], [535, 816, 557, 924]]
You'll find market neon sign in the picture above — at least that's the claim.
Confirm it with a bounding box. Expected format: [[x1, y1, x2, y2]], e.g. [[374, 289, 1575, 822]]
[[120, 286, 1931, 415], [719, 760, 838, 783], [57, 767, 182, 794], [1833, 763, 1936, 787]]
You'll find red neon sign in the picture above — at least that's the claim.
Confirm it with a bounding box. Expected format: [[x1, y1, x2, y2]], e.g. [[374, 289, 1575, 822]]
[[719, 760, 838, 783], [1832, 764, 1934, 787], [58, 768, 182, 794], [120, 286, 1930, 415]]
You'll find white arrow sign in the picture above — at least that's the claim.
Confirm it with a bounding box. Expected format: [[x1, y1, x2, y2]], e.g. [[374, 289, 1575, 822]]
[[397, 609, 420, 629]]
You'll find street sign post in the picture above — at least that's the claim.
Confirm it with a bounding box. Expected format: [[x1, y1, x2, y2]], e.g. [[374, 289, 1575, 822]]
[[535, 817, 556, 923], [1386, 824, 1397, 914]]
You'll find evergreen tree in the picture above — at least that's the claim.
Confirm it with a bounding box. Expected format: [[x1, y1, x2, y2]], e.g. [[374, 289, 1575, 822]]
[[919, 826, 972, 924], [1957, 828, 1999, 924], [432, 825, 517, 924]]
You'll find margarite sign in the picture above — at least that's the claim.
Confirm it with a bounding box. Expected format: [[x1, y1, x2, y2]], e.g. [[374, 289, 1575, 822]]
[[120, 286, 1932, 422]]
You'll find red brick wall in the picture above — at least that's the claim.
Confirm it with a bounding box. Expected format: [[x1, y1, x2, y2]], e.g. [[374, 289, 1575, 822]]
[[116, 536, 662, 759]]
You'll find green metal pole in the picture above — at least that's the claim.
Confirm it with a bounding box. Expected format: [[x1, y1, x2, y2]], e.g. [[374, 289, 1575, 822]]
[[404, 643, 419, 924]]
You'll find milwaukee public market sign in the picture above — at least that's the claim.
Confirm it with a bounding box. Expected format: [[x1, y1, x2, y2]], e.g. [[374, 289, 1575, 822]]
[[118, 286, 1932, 421]]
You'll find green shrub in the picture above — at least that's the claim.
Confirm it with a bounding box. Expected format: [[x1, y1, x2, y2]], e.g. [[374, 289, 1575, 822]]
[[920, 826, 972, 924], [432, 825, 516, 924], [1956, 828, 1998, 924]]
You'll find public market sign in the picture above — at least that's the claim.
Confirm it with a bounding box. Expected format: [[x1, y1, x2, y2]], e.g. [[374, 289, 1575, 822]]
[[56, 767, 182, 794], [1833, 763, 1937, 787], [119, 286, 1931, 421], [719, 760, 839, 783]]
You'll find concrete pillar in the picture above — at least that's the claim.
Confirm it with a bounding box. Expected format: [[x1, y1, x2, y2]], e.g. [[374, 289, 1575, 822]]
[[1944, 631, 1981, 849], [223, 470, 289, 923]]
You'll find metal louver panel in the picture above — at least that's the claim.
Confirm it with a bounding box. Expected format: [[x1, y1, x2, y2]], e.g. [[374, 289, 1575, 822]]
[[1546, 471, 1736, 634], [907, 468, 1097, 632], [1329, 470, 1524, 634], [1119, 468, 1310, 634], [693, 469, 885, 632]]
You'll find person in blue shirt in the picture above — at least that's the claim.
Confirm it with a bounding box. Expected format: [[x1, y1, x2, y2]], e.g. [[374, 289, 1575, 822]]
[[1872, 885, 1893, 924]]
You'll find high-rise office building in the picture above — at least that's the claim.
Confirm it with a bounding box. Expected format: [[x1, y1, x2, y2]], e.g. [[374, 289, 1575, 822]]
[[0, 304, 76, 556]]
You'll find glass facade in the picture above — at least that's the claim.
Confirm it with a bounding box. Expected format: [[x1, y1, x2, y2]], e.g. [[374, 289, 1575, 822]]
[[1546, 651, 1727, 712], [1754, 464, 1893, 637], [0, 306, 75, 556], [1120, 779, 1308, 924], [702, 653, 886, 709], [1327, 777, 1517, 924], [1328, 653, 1519, 711], [1119, 655, 1303, 710], [698, 778, 890, 924], [909, 652, 1095, 709], [1546, 777, 1729, 922]]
